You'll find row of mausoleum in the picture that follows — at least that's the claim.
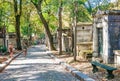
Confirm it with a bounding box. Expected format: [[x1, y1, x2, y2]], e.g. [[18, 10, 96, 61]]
[[74, 10, 120, 67]]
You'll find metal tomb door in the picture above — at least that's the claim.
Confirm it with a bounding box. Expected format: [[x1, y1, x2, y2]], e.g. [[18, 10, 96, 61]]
[[97, 28, 103, 57]]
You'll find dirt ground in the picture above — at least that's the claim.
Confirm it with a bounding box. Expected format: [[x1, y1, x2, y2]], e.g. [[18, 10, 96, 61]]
[[0, 50, 20, 64], [51, 51, 120, 81], [0, 56, 8, 64]]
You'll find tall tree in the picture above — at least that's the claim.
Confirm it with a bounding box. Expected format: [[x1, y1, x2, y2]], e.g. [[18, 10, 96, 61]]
[[31, 0, 55, 50], [13, 0, 22, 50], [58, 0, 62, 55], [73, 1, 78, 61]]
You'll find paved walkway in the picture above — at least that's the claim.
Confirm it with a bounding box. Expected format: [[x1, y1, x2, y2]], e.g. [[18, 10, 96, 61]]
[[0, 45, 79, 81]]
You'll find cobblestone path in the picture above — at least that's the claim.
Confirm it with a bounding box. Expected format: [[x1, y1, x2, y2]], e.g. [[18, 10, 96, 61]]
[[0, 45, 79, 81]]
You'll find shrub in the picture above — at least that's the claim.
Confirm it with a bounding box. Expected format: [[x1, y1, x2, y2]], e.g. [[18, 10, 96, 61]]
[[0, 45, 7, 53]]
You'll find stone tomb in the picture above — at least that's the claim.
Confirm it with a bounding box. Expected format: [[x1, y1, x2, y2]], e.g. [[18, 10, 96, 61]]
[[93, 10, 120, 64], [76, 23, 93, 58], [57, 28, 72, 52]]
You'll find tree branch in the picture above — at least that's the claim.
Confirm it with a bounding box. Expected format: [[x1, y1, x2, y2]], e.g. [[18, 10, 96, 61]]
[[19, 0, 22, 15], [31, 0, 37, 7], [38, 0, 43, 5], [13, 0, 17, 14]]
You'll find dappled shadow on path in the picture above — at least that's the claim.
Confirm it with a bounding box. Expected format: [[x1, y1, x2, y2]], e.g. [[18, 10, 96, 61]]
[[1, 70, 75, 81], [0, 45, 78, 81], [28, 45, 46, 52], [18, 52, 51, 60], [0, 61, 76, 81]]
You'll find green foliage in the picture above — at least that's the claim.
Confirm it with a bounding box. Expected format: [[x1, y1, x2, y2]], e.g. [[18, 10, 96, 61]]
[[40, 0, 59, 33], [0, 1, 14, 33], [21, 25, 29, 36], [0, 45, 7, 52], [39, 33, 45, 39], [64, 0, 92, 23], [77, 0, 87, 5], [0, 0, 116, 41], [92, 3, 115, 14], [8, 25, 15, 32], [85, 1, 92, 15], [77, 4, 92, 22], [49, 25, 58, 34], [31, 0, 39, 4]]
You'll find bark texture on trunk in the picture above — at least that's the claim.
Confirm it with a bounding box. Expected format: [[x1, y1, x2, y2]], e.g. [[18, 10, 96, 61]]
[[13, 0, 22, 50], [32, 0, 55, 50], [73, 1, 78, 61], [58, 0, 62, 55]]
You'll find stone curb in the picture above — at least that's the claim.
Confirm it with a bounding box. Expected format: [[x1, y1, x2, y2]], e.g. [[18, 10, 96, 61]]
[[0, 51, 23, 72], [47, 51, 95, 81]]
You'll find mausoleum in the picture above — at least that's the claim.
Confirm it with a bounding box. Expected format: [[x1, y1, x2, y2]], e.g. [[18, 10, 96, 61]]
[[93, 10, 120, 64]]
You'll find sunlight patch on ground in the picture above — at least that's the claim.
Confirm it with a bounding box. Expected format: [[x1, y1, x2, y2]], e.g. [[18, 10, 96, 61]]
[[6, 65, 28, 69], [11, 58, 54, 64]]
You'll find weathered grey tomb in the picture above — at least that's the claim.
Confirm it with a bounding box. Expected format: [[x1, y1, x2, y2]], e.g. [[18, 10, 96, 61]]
[[93, 10, 120, 64]]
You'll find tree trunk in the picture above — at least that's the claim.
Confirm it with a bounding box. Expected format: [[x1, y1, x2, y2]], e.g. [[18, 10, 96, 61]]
[[13, 0, 22, 50], [26, 10, 31, 46], [32, 0, 55, 50], [73, 1, 78, 61], [58, 0, 62, 55], [15, 15, 22, 50]]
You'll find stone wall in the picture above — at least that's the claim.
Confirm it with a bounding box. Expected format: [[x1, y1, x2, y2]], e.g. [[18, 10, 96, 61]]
[[56, 29, 72, 52], [0, 38, 16, 47]]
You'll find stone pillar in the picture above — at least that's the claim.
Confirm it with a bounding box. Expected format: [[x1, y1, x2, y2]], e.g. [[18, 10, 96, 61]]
[[93, 18, 99, 57], [6, 35, 9, 51], [102, 16, 109, 63], [113, 50, 120, 67], [62, 34, 65, 51]]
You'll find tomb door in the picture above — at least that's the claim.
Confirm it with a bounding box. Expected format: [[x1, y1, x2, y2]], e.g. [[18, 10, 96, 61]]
[[97, 28, 103, 57]]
